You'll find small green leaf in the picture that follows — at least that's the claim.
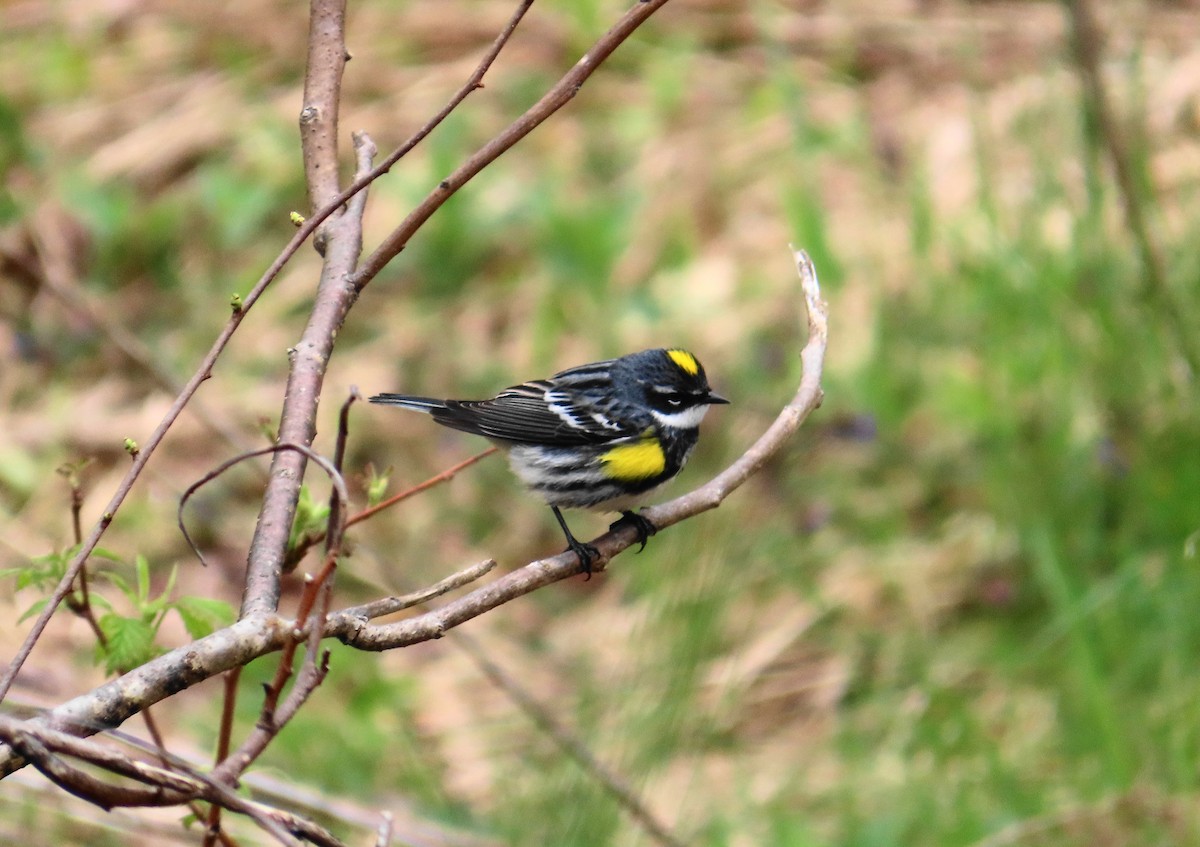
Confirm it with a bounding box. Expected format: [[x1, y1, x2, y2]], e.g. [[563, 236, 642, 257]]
[[105, 570, 133, 598], [256, 417, 278, 443], [22, 549, 70, 590], [143, 564, 178, 620], [366, 464, 392, 507], [172, 596, 236, 639], [97, 614, 158, 674], [288, 485, 331, 550], [29, 549, 67, 566], [91, 547, 126, 564], [161, 564, 178, 601], [18, 598, 49, 624], [135, 554, 151, 604]]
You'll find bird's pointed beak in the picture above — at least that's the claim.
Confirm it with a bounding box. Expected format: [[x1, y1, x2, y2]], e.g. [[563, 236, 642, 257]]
[[706, 391, 730, 405]]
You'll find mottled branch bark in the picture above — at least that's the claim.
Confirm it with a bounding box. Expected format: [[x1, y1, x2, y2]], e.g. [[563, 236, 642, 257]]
[[300, 0, 349, 212], [241, 0, 362, 619]]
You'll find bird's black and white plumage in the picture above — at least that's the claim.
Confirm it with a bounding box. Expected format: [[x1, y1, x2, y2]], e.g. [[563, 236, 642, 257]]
[[370, 348, 727, 571]]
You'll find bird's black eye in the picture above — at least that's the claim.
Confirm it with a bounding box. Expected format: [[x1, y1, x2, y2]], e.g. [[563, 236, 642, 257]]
[[648, 390, 687, 412]]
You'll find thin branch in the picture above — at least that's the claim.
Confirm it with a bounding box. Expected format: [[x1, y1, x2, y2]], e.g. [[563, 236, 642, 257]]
[[320, 0, 536, 229], [66, 564, 107, 647], [339, 559, 497, 623], [282, 388, 364, 576], [257, 571, 323, 728], [56, 464, 110, 648], [321, 386, 359, 565], [0, 717, 323, 846], [15, 734, 189, 810], [0, 718, 195, 808], [141, 706, 231, 846], [139, 709, 171, 771], [345, 133, 376, 224], [349, 0, 674, 287], [285, 447, 498, 569], [238, 440, 349, 779], [349, 447, 499, 530], [106, 728, 499, 847], [29, 208, 254, 455], [639, 249, 826, 524], [65, 466, 84, 545], [203, 668, 243, 847]]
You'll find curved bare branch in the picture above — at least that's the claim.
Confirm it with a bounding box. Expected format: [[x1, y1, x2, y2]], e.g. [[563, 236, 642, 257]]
[[330, 249, 827, 651], [0, 249, 827, 778]]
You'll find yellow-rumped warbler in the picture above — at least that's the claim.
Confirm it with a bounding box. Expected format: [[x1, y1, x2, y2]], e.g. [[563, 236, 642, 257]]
[[370, 348, 728, 572]]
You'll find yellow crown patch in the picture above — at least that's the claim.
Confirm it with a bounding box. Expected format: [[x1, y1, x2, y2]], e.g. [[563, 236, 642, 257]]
[[666, 349, 700, 376]]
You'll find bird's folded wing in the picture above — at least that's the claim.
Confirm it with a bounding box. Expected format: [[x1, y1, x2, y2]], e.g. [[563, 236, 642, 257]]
[[433, 385, 638, 446]]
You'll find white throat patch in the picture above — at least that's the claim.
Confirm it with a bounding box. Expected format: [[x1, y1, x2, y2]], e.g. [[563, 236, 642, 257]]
[[650, 404, 710, 430]]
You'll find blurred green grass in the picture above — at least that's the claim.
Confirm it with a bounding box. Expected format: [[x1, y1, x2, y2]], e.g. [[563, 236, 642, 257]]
[[3, 1, 1200, 845]]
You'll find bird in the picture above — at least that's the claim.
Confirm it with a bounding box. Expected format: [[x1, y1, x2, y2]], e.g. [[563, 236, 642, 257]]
[[369, 348, 728, 573]]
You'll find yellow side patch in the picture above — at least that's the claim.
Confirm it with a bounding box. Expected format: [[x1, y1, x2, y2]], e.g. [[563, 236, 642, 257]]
[[666, 348, 700, 376], [600, 430, 666, 481]]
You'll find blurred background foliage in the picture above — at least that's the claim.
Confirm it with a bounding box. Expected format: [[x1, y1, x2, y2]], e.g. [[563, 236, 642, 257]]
[[2, 0, 1200, 845]]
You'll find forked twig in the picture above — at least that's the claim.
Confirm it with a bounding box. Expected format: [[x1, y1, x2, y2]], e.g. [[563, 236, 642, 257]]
[[349, 0, 674, 286], [0, 0, 533, 704], [0, 717, 328, 846]]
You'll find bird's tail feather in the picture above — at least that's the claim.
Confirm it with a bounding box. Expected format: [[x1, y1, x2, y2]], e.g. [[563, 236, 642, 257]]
[[368, 394, 447, 413]]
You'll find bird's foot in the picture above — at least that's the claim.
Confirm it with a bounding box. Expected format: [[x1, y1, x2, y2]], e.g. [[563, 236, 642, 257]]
[[551, 505, 602, 579], [565, 538, 602, 579], [609, 510, 657, 552]]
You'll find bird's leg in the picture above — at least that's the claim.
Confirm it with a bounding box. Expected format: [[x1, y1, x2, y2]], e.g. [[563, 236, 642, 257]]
[[551, 506, 600, 577], [609, 510, 657, 552]]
